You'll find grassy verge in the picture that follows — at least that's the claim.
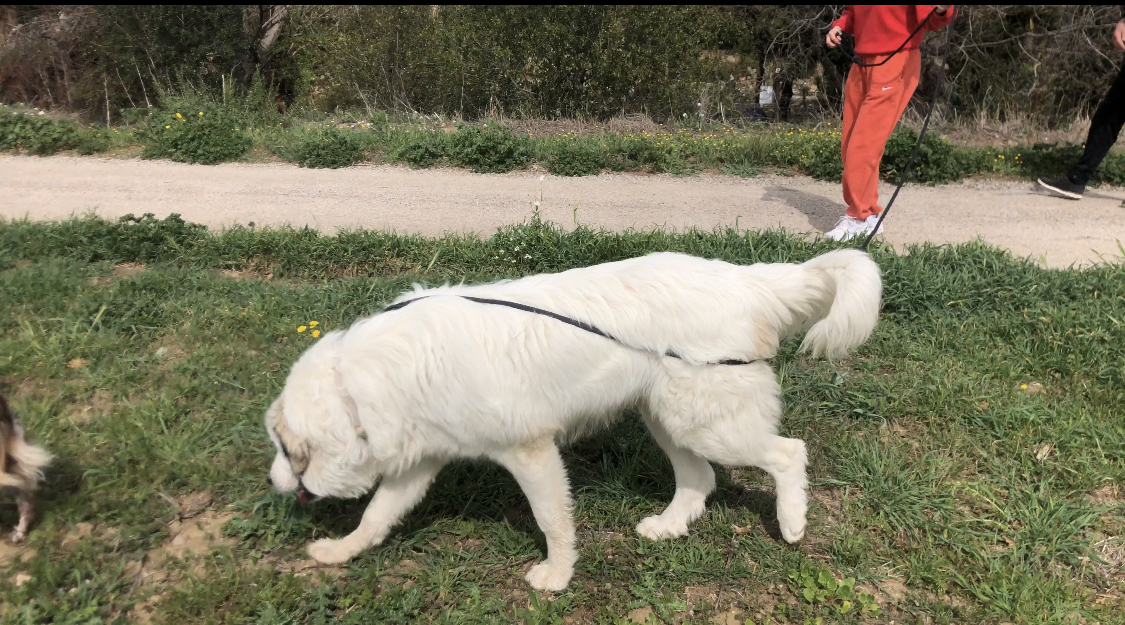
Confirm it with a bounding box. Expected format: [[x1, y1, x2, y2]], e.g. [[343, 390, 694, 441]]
[[1, 214, 1122, 624], [4, 103, 1124, 186]]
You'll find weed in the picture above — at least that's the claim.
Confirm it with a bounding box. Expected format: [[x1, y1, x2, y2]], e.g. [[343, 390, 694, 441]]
[[285, 127, 365, 169], [449, 123, 531, 173], [141, 107, 250, 164], [543, 139, 603, 176], [0, 109, 111, 155], [788, 563, 880, 618], [396, 134, 450, 169]]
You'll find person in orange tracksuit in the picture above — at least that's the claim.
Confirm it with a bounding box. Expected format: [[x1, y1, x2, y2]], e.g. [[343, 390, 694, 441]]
[[824, 5, 955, 241]]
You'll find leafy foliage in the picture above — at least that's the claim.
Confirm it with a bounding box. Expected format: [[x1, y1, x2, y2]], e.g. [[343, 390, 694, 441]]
[[141, 107, 250, 164], [0, 109, 110, 155]]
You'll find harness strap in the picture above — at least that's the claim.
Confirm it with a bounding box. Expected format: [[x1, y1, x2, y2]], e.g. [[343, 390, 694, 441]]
[[384, 295, 759, 366]]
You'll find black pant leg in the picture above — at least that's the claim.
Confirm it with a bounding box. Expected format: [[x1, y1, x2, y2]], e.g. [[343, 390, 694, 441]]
[[1070, 55, 1125, 185]]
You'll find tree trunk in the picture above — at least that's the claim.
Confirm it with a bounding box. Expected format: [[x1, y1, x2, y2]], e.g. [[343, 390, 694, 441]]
[[240, 5, 290, 88]]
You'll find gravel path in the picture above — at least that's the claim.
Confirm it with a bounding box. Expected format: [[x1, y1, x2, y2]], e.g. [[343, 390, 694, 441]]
[[3, 154, 1123, 267]]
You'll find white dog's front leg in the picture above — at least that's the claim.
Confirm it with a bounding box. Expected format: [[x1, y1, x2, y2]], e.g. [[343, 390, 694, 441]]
[[307, 458, 444, 564], [636, 413, 716, 540], [490, 438, 577, 592]]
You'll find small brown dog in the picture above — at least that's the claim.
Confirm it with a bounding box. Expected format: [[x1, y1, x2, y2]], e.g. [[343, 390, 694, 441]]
[[1, 392, 52, 543]]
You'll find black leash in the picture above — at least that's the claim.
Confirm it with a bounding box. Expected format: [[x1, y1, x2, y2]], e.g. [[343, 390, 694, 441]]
[[856, 7, 957, 250], [383, 295, 757, 366]]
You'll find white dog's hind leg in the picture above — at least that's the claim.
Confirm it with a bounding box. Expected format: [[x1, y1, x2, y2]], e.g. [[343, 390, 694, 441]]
[[690, 433, 808, 544], [490, 438, 577, 592], [307, 458, 444, 564], [635, 412, 715, 541]]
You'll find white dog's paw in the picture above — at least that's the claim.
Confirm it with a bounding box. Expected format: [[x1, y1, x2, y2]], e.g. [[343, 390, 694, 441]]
[[9, 530, 26, 545], [777, 502, 807, 544], [636, 514, 689, 541], [307, 538, 359, 564], [525, 561, 573, 592]]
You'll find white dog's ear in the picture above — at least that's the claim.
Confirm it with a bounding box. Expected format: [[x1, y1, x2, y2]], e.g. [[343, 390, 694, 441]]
[[273, 402, 311, 473], [334, 366, 368, 442]]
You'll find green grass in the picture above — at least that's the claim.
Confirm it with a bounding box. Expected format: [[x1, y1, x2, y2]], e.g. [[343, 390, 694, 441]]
[[1, 214, 1123, 624], [5, 102, 1125, 187]]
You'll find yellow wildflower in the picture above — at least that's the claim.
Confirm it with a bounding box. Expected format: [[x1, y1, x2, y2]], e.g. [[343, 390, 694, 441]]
[[175, 112, 182, 119], [298, 325, 307, 333], [164, 125, 170, 129], [198, 111, 203, 117], [312, 330, 321, 338], [309, 321, 319, 327]]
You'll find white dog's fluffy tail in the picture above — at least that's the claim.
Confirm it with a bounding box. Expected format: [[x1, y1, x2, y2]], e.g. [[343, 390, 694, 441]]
[[796, 249, 882, 359]]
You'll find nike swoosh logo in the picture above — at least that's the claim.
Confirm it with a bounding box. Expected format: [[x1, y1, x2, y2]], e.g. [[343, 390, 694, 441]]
[[882, 86, 893, 91]]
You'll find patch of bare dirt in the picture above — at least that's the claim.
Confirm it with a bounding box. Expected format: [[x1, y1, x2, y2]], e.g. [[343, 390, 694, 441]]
[[1088, 536, 1125, 605], [60, 521, 96, 549], [162, 510, 236, 560], [114, 263, 145, 278], [126, 509, 237, 589], [628, 606, 655, 623], [128, 594, 163, 625], [70, 388, 115, 423], [1090, 484, 1123, 506], [90, 263, 145, 286], [810, 487, 847, 528], [161, 491, 213, 521], [219, 268, 272, 280], [0, 541, 36, 566]]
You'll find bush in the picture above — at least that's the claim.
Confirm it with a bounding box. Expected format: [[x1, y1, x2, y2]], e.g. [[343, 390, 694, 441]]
[[881, 129, 966, 185], [142, 108, 251, 164], [544, 140, 603, 176], [287, 127, 365, 169], [396, 134, 449, 168], [0, 110, 111, 156], [449, 124, 531, 173]]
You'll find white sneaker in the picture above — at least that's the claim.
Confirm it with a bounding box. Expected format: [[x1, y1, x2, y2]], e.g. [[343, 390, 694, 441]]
[[825, 215, 885, 241], [864, 215, 885, 238]]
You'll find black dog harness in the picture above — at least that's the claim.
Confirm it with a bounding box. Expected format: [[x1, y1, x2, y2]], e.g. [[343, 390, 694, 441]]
[[384, 295, 761, 366]]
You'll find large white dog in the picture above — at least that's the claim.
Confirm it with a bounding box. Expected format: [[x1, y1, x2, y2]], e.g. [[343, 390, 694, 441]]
[[265, 249, 882, 591]]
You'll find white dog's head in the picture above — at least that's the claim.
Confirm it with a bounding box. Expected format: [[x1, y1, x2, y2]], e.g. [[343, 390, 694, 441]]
[[265, 331, 378, 503]]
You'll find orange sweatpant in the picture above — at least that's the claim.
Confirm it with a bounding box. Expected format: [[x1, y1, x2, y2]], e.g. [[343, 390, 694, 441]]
[[841, 49, 921, 220]]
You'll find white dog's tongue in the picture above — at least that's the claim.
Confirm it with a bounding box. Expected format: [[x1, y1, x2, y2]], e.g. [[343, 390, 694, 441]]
[[297, 487, 316, 504]]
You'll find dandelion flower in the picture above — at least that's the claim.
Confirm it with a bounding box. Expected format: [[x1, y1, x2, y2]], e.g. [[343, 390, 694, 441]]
[[298, 325, 307, 333], [175, 112, 182, 119], [198, 111, 203, 117], [312, 330, 321, 338], [1021, 383, 1028, 389], [309, 320, 319, 327], [164, 125, 170, 129]]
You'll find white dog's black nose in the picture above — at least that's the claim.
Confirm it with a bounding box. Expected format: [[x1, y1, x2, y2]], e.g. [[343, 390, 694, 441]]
[[266, 476, 273, 486]]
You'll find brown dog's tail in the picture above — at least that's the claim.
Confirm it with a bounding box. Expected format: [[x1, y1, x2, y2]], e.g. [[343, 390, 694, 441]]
[[0, 393, 53, 489]]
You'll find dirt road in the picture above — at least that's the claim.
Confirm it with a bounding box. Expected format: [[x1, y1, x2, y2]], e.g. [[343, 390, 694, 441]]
[[3, 154, 1123, 267]]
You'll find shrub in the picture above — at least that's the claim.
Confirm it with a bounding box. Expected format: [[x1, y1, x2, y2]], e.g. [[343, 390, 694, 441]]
[[287, 127, 365, 169], [396, 134, 449, 168], [881, 129, 965, 185], [142, 108, 251, 164], [544, 140, 603, 176], [449, 124, 530, 173], [0, 110, 111, 156]]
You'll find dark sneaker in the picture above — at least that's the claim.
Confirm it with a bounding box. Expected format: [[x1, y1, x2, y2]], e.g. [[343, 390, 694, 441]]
[[1037, 176, 1084, 199]]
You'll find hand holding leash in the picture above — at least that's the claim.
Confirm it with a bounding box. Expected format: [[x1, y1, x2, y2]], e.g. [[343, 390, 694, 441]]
[[826, 25, 844, 48]]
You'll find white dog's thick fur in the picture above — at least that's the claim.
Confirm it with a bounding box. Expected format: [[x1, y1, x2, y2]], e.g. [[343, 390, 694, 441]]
[[265, 249, 881, 591]]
